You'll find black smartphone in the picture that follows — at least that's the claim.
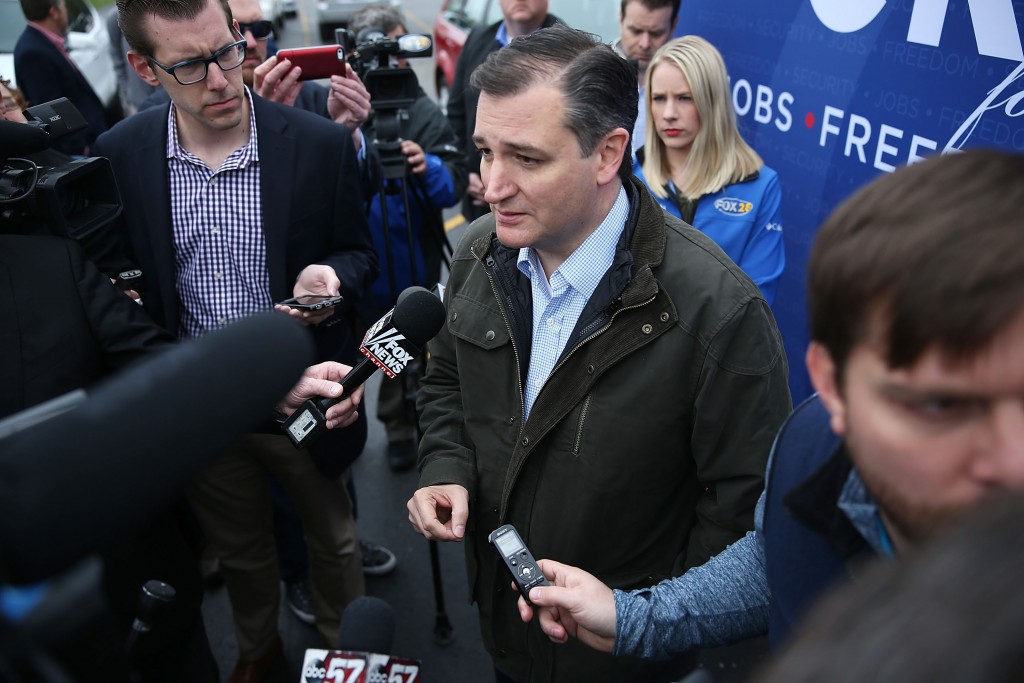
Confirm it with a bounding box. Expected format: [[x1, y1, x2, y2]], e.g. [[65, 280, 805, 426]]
[[488, 524, 549, 605], [277, 294, 344, 311]]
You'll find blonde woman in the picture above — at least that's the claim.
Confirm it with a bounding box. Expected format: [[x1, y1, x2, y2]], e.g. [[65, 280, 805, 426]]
[[633, 35, 785, 303]]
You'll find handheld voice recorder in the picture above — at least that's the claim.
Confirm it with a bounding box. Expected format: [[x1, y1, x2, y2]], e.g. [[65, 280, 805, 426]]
[[488, 524, 549, 605]]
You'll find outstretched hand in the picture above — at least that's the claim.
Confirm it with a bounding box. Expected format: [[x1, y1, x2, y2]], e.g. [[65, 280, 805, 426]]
[[517, 559, 617, 653]]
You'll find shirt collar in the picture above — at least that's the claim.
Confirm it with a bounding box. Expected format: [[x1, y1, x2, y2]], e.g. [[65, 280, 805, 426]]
[[495, 19, 547, 47], [165, 86, 259, 168], [838, 468, 894, 558], [517, 186, 629, 299], [28, 22, 67, 52]]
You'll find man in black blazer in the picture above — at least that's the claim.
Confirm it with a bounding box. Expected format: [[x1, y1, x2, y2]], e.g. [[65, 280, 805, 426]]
[[14, 0, 111, 155], [94, 0, 378, 678], [446, 0, 560, 222]]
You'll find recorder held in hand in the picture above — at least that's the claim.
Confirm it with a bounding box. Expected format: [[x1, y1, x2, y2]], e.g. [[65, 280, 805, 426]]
[[489, 524, 549, 606]]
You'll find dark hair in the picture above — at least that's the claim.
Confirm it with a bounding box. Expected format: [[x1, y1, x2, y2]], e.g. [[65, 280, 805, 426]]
[[116, 0, 233, 56], [19, 0, 60, 23], [469, 23, 637, 182], [620, 0, 681, 25], [348, 2, 406, 37], [808, 149, 1024, 378], [755, 494, 1024, 683]]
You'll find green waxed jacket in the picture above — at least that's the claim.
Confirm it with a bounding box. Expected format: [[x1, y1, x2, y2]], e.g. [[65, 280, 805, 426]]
[[416, 177, 792, 683]]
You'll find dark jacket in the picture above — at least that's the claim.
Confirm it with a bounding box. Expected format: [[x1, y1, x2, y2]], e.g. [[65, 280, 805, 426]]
[[445, 14, 561, 220], [13, 24, 110, 155], [417, 177, 792, 682], [763, 395, 876, 648]]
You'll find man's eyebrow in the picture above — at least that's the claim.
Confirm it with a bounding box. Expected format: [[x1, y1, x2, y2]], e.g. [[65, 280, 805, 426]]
[[471, 136, 546, 157]]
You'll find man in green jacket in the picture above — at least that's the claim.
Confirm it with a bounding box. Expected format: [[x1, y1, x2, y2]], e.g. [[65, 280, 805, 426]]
[[406, 24, 792, 683]]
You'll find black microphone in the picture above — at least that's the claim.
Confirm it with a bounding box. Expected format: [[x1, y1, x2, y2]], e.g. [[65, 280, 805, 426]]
[[282, 285, 445, 449], [125, 580, 176, 655], [0, 313, 314, 584], [338, 596, 394, 654], [301, 597, 421, 682], [0, 120, 50, 158]]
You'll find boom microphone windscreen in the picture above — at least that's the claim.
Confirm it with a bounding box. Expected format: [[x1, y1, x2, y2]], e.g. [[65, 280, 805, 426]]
[[0, 313, 314, 584]]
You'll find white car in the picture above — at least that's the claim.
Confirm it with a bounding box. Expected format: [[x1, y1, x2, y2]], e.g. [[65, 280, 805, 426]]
[[0, 0, 117, 109]]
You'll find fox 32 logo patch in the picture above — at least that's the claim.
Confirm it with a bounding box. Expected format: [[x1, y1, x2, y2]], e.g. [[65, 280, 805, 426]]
[[713, 197, 754, 216]]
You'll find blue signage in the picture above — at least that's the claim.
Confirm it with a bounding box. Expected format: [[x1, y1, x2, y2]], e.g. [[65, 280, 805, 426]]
[[676, 0, 1024, 399]]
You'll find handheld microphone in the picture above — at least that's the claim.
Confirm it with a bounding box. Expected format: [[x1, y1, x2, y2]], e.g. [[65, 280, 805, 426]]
[[300, 596, 421, 683], [282, 286, 445, 449], [125, 580, 176, 655]]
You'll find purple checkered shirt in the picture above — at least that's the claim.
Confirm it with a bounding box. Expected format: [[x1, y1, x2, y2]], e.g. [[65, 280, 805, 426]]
[[166, 88, 270, 339]]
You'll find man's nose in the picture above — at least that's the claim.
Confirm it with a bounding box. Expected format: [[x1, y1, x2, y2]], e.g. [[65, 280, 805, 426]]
[[974, 402, 1024, 488], [482, 160, 513, 204]]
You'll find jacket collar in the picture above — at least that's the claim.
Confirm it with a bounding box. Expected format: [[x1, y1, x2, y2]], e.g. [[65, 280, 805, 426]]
[[783, 444, 870, 562]]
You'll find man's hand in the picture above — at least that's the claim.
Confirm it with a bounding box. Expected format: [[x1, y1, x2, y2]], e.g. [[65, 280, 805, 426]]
[[467, 172, 487, 207], [402, 139, 427, 176], [273, 264, 341, 326], [327, 63, 371, 132], [407, 484, 469, 541], [276, 361, 364, 428], [253, 55, 303, 106], [517, 559, 617, 653]]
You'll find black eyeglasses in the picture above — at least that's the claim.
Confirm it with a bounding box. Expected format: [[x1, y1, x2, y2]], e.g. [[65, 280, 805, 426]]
[[238, 20, 274, 40], [147, 26, 247, 86]]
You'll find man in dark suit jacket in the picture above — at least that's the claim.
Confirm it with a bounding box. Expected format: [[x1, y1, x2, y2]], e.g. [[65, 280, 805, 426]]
[[14, 0, 110, 155], [446, 0, 560, 222], [94, 0, 378, 678]]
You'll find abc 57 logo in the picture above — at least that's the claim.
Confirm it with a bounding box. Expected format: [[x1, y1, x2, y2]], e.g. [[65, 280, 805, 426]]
[[303, 653, 368, 683], [302, 656, 329, 682]]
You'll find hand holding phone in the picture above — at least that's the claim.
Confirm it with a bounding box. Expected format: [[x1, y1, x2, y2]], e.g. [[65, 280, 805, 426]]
[[277, 294, 344, 311], [276, 45, 347, 80], [489, 524, 549, 605]]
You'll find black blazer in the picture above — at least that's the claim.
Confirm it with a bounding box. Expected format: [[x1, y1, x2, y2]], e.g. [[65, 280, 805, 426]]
[[0, 234, 171, 418], [13, 25, 109, 155], [93, 93, 379, 476]]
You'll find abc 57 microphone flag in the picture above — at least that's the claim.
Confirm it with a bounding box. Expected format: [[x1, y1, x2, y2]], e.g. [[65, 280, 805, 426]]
[[301, 650, 420, 683], [282, 286, 445, 449]]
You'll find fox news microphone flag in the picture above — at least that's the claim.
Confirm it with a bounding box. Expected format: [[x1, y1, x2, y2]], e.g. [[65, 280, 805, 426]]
[[283, 286, 446, 449]]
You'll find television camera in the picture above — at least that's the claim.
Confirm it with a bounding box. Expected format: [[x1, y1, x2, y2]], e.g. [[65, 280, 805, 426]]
[[0, 98, 130, 280], [337, 26, 432, 177]]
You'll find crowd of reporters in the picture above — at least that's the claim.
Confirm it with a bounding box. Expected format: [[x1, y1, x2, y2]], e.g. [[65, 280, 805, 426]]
[[3, 0, 1024, 682]]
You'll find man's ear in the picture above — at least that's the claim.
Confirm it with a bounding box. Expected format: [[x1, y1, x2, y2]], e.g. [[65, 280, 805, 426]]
[[127, 51, 161, 87], [595, 127, 630, 186], [806, 341, 848, 437]]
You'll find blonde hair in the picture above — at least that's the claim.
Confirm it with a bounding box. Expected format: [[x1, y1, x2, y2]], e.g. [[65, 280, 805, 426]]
[[642, 35, 763, 200]]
